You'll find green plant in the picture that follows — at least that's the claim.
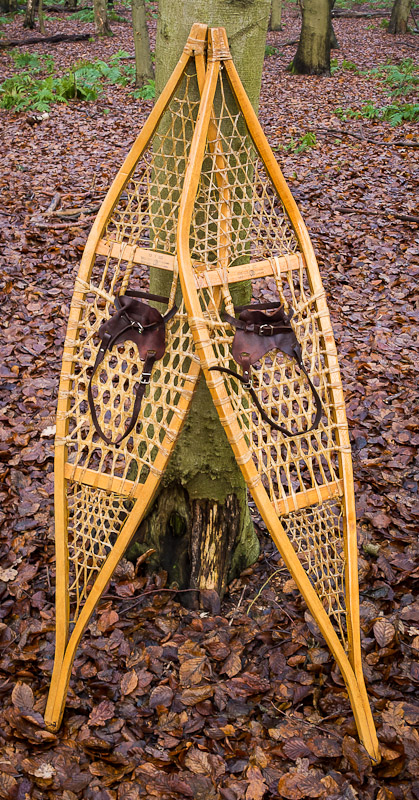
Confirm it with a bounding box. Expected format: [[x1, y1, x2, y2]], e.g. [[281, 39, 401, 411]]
[[278, 131, 317, 154], [11, 51, 42, 70], [379, 18, 389, 28], [70, 7, 94, 21], [368, 58, 419, 97], [108, 10, 127, 22], [0, 52, 140, 113], [265, 44, 279, 57], [0, 72, 84, 112], [132, 78, 155, 100], [331, 57, 359, 75], [10, 51, 54, 72], [336, 101, 419, 125]]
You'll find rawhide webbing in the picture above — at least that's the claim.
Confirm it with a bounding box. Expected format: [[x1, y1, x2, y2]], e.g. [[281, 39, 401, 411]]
[[88, 290, 177, 445], [210, 302, 322, 437]]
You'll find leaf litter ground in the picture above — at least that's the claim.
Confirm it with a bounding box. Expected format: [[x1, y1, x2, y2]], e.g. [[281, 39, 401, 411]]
[[0, 5, 418, 799]]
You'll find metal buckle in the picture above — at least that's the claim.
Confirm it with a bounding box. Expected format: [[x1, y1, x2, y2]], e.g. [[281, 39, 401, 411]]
[[140, 371, 151, 384], [131, 320, 143, 333], [259, 323, 274, 336]]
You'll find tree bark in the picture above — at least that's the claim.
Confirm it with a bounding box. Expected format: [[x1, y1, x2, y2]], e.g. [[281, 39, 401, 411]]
[[132, 0, 153, 87], [270, 0, 282, 30], [24, 0, 36, 29], [93, 0, 112, 36], [329, 0, 339, 48], [130, 0, 271, 603], [38, 0, 45, 34], [0, 0, 17, 11], [291, 0, 331, 75], [388, 0, 412, 33]]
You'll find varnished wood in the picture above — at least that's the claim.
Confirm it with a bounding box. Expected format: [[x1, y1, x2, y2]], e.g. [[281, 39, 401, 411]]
[[177, 27, 380, 763], [97, 239, 301, 285], [45, 23, 208, 733]]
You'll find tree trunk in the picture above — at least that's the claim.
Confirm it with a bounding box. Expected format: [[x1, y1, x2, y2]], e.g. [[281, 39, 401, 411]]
[[388, 0, 412, 32], [93, 0, 112, 36], [132, 0, 153, 87], [130, 0, 271, 603], [24, 0, 36, 29], [38, 0, 45, 34], [270, 0, 282, 30], [329, 0, 339, 48], [291, 0, 331, 75], [0, 0, 15, 11]]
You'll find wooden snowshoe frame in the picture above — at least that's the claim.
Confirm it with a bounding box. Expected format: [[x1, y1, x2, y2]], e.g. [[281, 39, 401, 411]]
[[44, 23, 209, 732], [177, 28, 380, 761]]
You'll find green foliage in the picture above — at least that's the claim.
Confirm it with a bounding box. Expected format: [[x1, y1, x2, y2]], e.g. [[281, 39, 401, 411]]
[[368, 59, 419, 97], [277, 131, 317, 155], [108, 10, 128, 22], [10, 50, 54, 72], [336, 102, 419, 125], [70, 7, 94, 21], [0, 67, 101, 112], [379, 18, 389, 28], [132, 79, 155, 100], [71, 6, 126, 22], [335, 59, 419, 126], [265, 44, 279, 57], [330, 57, 359, 75], [0, 51, 138, 113]]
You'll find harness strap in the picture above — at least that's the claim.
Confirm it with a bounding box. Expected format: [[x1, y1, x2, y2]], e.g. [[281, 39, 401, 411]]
[[223, 310, 292, 337], [88, 291, 177, 446], [210, 352, 322, 437], [210, 299, 322, 437]]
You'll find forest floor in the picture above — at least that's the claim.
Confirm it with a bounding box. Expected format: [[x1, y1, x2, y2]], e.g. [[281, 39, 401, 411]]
[[0, 3, 418, 799]]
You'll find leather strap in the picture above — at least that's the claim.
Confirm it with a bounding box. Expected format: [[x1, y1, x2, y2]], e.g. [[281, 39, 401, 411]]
[[210, 301, 323, 437], [223, 310, 292, 337], [210, 352, 322, 437], [88, 292, 177, 446]]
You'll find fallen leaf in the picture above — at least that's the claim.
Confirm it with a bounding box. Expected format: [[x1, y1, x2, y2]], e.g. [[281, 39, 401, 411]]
[[88, 700, 115, 727], [120, 669, 138, 696], [373, 618, 395, 647], [12, 682, 34, 711], [342, 736, 372, 779]]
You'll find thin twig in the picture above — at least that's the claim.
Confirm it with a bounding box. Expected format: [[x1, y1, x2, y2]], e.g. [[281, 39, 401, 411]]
[[108, 586, 201, 613], [277, 38, 299, 47], [270, 700, 344, 741], [315, 126, 419, 148], [46, 193, 61, 214], [247, 569, 285, 615], [335, 205, 419, 224]]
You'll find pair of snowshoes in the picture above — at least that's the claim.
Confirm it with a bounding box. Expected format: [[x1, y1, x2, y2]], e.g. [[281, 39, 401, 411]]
[[44, 23, 379, 762]]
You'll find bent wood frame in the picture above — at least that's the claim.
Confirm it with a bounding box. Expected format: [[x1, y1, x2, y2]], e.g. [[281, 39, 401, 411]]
[[177, 28, 380, 761], [45, 23, 208, 732]]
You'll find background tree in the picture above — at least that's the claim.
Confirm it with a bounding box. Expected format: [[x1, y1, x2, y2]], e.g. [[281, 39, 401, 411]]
[[24, 0, 36, 29], [93, 0, 112, 37], [0, 0, 17, 12], [38, 0, 45, 34], [388, 0, 412, 32], [291, 0, 331, 75], [132, 0, 154, 87], [270, 0, 283, 31], [131, 0, 271, 602], [329, 0, 339, 49]]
